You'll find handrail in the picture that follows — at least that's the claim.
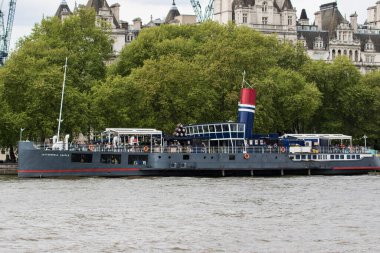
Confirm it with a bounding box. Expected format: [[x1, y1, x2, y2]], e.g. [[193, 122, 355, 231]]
[[36, 143, 375, 155]]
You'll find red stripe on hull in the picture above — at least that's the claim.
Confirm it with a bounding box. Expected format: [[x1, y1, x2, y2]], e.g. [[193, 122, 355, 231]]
[[18, 168, 140, 173], [333, 167, 380, 170]]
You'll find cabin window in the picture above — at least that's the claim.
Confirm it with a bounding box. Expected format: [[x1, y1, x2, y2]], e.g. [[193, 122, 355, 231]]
[[312, 155, 317, 160], [340, 155, 344, 159], [229, 155, 235, 160], [100, 154, 121, 164], [295, 155, 300, 160], [356, 155, 360, 159], [71, 153, 93, 163], [301, 155, 306, 160], [330, 155, 335, 159], [335, 155, 340, 159], [347, 155, 351, 160], [128, 155, 148, 165], [183, 155, 190, 160]]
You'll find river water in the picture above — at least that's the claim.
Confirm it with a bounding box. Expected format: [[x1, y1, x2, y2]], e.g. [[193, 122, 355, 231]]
[[0, 175, 379, 253]]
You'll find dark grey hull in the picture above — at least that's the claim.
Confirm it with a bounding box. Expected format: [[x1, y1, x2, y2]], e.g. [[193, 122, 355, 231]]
[[18, 142, 380, 178]]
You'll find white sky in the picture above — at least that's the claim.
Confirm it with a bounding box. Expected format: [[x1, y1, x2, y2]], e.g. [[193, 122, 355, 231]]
[[6, 0, 377, 50]]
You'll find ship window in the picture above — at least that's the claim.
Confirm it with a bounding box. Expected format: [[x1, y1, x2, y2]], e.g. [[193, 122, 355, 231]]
[[183, 154, 190, 160], [295, 155, 300, 160], [71, 153, 93, 163], [215, 125, 222, 132], [330, 155, 334, 159], [198, 126, 203, 134], [209, 125, 215, 132], [347, 155, 351, 160], [335, 155, 339, 159], [340, 155, 344, 159], [301, 155, 306, 160], [128, 155, 148, 165], [312, 155, 317, 160], [318, 155, 322, 159], [100, 154, 121, 164], [356, 155, 360, 159], [230, 124, 237, 132], [229, 155, 235, 160], [222, 124, 229, 132]]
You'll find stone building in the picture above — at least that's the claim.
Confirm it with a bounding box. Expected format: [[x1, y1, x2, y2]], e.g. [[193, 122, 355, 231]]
[[297, 1, 380, 73], [214, 0, 298, 42], [55, 0, 72, 21], [55, 1, 196, 55]]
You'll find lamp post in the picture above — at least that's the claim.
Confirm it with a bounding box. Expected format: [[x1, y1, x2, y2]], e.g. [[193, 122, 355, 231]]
[[363, 135, 368, 149], [20, 128, 25, 141]]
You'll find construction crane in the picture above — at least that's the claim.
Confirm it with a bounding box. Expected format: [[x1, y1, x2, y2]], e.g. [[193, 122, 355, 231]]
[[0, 0, 17, 66], [190, 0, 214, 22]]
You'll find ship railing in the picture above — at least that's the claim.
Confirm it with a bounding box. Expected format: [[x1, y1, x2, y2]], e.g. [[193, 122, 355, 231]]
[[36, 143, 375, 155]]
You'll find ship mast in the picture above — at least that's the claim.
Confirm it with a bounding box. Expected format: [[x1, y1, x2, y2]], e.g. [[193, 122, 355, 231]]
[[57, 57, 68, 142]]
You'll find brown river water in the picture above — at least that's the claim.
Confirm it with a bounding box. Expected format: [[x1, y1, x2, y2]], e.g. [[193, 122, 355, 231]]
[[0, 175, 379, 252]]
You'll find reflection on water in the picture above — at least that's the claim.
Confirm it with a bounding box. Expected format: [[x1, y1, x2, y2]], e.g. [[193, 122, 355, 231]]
[[0, 176, 379, 252]]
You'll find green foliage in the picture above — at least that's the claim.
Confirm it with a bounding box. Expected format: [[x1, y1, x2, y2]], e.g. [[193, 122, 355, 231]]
[[108, 22, 317, 133], [0, 8, 112, 144], [0, 19, 378, 148]]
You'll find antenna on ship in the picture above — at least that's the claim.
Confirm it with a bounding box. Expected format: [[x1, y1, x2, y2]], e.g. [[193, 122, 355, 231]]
[[241, 70, 252, 89], [57, 57, 68, 142]]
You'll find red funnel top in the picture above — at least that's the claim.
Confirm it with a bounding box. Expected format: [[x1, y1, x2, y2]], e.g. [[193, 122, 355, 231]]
[[240, 88, 256, 106]]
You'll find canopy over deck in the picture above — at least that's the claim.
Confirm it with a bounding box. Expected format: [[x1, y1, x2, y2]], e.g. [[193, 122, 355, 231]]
[[104, 128, 162, 136], [281, 134, 352, 147], [281, 134, 352, 141]]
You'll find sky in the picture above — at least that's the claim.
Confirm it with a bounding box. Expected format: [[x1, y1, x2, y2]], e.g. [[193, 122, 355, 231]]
[[5, 0, 377, 51]]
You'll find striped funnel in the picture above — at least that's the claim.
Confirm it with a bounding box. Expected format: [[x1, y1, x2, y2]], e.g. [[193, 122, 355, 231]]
[[238, 88, 256, 139]]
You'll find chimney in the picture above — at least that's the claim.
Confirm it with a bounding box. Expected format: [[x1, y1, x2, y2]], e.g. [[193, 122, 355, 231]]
[[350, 12, 358, 32], [110, 3, 120, 23], [314, 11, 322, 30], [133, 18, 142, 30]]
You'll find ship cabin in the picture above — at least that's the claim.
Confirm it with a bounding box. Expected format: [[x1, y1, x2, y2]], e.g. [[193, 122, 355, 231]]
[[280, 134, 373, 161], [181, 122, 247, 153]]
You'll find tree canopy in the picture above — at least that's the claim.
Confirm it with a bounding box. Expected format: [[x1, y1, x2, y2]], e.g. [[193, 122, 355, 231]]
[[0, 8, 112, 145], [0, 20, 378, 148]]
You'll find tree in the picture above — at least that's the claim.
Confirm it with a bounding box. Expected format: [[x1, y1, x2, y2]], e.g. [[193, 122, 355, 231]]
[[0, 8, 112, 144], [106, 22, 315, 133], [301, 56, 361, 133]]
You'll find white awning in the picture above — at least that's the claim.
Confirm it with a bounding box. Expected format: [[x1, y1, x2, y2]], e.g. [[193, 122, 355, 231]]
[[104, 128, 162, 136], [281, 134, 352, 141]]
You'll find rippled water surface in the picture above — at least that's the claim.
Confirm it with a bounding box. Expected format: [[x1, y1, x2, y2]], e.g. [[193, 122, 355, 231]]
[[0, 175, 379, 252]]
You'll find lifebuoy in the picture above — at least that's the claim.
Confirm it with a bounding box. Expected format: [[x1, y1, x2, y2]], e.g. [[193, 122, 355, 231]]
[[243, 153, 250, 160], [143, 146, 149, 152], [89, 144, 94, 152], [280, 147, 286, 153]]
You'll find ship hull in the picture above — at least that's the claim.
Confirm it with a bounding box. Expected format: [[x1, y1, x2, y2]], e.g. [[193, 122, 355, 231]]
[[18, 142, 380, 178]]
